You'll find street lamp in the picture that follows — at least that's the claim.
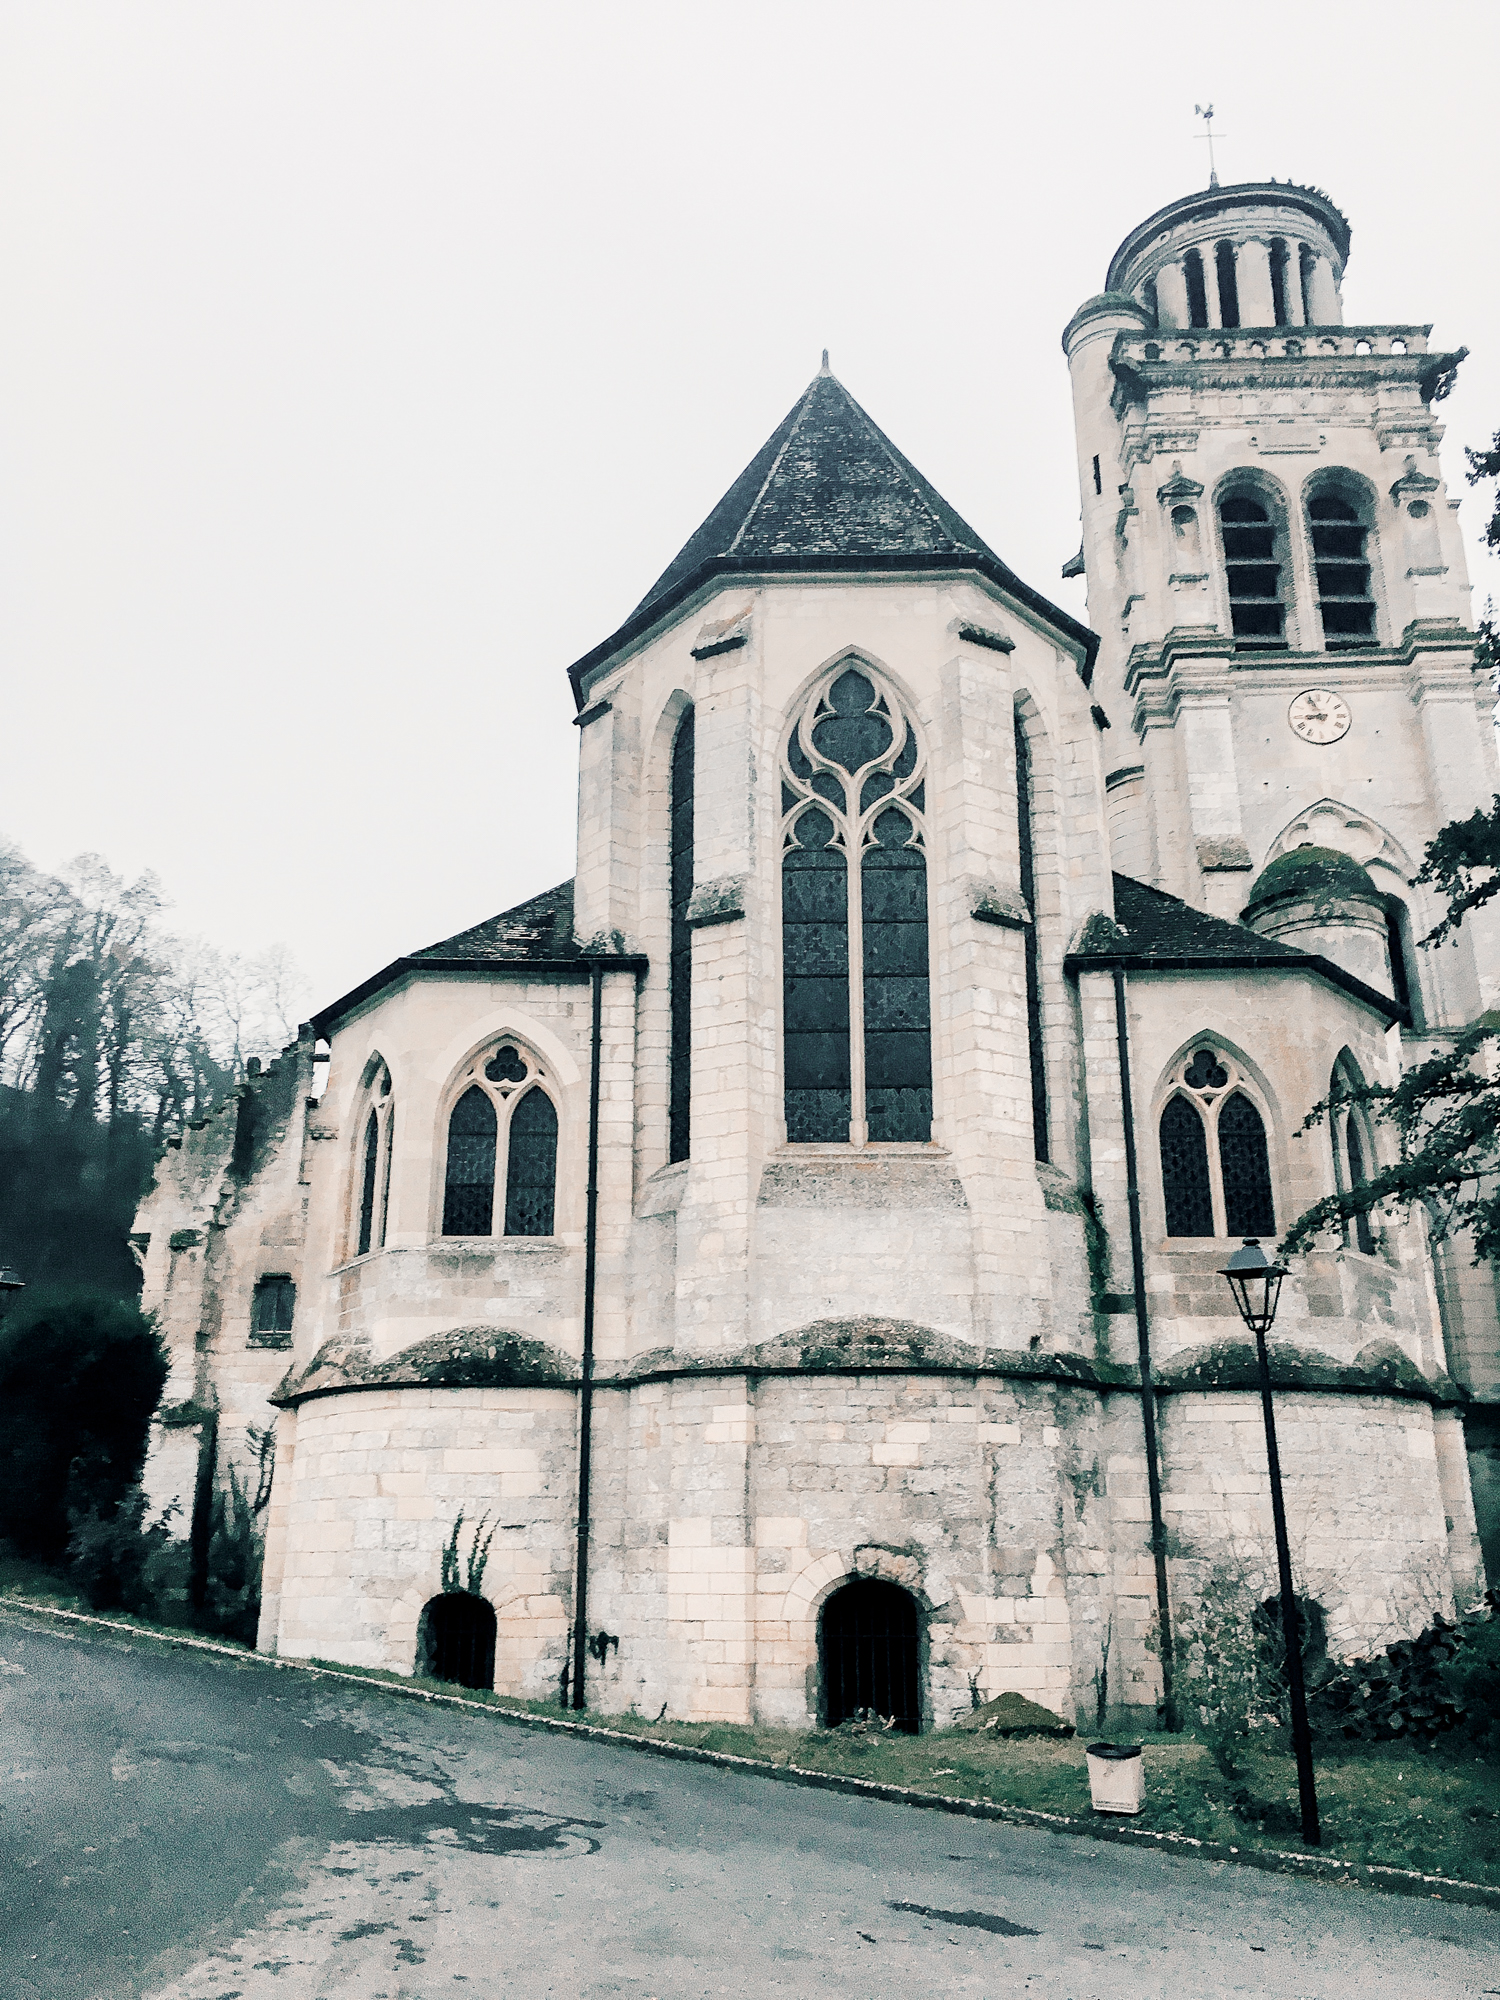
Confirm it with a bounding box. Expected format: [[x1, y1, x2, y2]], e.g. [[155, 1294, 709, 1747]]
[[1219, 1237, 1321, 1849]]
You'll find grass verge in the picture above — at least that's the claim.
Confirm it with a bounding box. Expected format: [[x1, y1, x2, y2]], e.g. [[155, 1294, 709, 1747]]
[[4, 1565, 1495, 1893]]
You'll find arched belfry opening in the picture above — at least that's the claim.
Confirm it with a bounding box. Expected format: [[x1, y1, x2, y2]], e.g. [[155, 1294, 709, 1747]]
[[417, 1592, 497, 1690], [819, 1579, 922, 1732]]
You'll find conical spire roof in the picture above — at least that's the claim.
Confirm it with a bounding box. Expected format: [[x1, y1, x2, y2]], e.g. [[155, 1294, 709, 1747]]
[[567, 365, 1096, 698]]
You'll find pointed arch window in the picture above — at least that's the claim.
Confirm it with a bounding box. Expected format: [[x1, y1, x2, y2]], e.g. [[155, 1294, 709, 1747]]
[[781, 666, 931, 1145], [1330, 1056, 1377, 1256], [669, 707, 694, 1163], [1158, 1047, 1275, 1238], [441, 1044, 559, 1238], [1014, 711, 1048, 1162], [354, 1061, 395, 1256]]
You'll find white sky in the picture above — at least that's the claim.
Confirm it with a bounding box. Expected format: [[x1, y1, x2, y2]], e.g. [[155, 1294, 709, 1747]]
[[3, 2, 1497, 1014]]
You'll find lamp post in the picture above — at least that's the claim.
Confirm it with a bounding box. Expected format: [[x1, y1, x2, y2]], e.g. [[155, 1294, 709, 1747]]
[[1219, 1237, 1321, 1849]]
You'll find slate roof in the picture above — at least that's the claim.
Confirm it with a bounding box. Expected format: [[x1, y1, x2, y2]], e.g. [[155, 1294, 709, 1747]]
[[408, 881, 581, 964], [1066, 873, 1403, 1023], [567, 365, 1099, 698], [309, 879, 641, 1037]]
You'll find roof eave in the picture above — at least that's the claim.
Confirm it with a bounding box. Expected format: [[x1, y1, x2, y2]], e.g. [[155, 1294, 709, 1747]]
[[567, 552, 1100, 703], [1063, 947, 1405, 1026], [311, 952, 650, 1039]]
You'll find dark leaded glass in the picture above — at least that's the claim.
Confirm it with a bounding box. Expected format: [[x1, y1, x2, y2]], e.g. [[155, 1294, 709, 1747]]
[[485, 1045, 528, 1084], [812, 771, 845, 809], [1183, 1048, 1229, 1092], [378, 1104, 394, 1248], [862, 808, 931, 1142], [442, 1085, 497, 1236], [787, 729, 813, 780], [1160, 1095, 1213, 1237], [1218, 1092, 1275, 1237], [783, 808, 850, 1142], [893, 731, 918, 781], [812, 670, 892, 773], [357, 1109, 380, 1255], [1344, 1114, 1376, 1255], [505, 1087, 558, 1236], [1015, 715, 1049, 1162], [669, 709, 694, 1164], [860, 770, 894, 812]]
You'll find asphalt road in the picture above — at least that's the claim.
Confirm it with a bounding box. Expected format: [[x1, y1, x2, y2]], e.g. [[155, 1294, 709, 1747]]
[[0, 1606, 1495, 2000]]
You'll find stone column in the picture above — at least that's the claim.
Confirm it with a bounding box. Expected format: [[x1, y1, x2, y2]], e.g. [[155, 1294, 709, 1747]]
[[1236, 239, 1275, 326], [1156, 260, 1189, 330], [1282, 247, 1305, 326], [1201, 250, 1222, 329], [1307, 254, 1341, 327]]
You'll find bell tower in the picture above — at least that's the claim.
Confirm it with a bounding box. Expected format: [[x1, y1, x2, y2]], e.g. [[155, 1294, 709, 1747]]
[[1060, 181, 1497, 1023]]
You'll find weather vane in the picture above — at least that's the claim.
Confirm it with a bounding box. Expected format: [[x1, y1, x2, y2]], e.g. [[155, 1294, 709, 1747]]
[[1195, 103, 1222, 188]]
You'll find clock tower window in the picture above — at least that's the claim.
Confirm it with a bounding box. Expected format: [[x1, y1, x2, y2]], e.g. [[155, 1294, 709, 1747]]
[[1218, 491, 1288, 650], [1307, 491, 1377, 648]]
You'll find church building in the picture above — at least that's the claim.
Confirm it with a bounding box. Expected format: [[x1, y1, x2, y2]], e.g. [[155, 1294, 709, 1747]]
[[134, 178, 1497, 1730]]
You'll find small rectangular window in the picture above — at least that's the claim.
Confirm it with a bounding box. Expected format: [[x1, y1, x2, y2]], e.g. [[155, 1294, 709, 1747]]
[[250, 1274, 295, 1348], [1092, 455, 1102, 496]]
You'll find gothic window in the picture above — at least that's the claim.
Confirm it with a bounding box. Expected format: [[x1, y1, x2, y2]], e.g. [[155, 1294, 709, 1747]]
[[1184, 248, 1209, 328], [1214, 240, 1240, 328], [1015, 711, 1048, 1161], [351, 1059, 395, 1256], [781, 666, 930, 1145], [1330, 1057, 1377, 1255], [357, 1109, 380, 1254], [1308, 492, 1377, 648], [441, 1043, 559, 1237], [504, 1087, 558, 1237], [1218, 492, 1287, 649], [1159, 1046, 1275, 1239], [250, 1274, 295, 1348], [442, 1087, 497, 1236], [669, 707, 694, 1163]]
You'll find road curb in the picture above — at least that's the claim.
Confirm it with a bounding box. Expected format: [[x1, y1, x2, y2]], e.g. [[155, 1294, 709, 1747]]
[[5, 1595, 1497, 1915]]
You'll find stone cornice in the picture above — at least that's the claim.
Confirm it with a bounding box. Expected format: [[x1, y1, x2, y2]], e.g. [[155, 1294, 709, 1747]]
[[1124, 621, 1480, 706]]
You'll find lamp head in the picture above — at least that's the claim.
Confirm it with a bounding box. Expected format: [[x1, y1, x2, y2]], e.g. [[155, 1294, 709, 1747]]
[[1220, 1237, 1285, 1335]]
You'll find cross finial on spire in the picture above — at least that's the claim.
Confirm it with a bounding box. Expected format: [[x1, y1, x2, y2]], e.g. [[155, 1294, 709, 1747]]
[[819, 348, 831, 376], [1194, 103, 1222, 188]]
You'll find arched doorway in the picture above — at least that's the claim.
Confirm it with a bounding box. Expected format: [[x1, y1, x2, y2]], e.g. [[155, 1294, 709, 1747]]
[[819, 1579, 922, 1732], [417, 1592, 497, 1690]]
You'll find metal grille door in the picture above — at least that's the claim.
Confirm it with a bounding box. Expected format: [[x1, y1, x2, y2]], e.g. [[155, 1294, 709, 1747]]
[[820, 1580, 921, 1732], [421, 1593, 497, 1690]]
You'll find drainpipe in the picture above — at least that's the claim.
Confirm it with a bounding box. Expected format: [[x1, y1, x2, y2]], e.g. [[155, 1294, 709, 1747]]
[[571, 961, 605, 1710], [1111, 966, 1178, 1730]]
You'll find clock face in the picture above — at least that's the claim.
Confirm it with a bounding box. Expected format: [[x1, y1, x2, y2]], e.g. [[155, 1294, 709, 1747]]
[[1288, 689, 1351, 745]]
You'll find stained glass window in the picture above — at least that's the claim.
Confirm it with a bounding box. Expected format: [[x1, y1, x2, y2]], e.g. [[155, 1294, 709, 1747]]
[[780, 667, 929, 1144], [1015, 714, 1048, 1162], [1218, 1092, 1275, 1237], [378, 1103, 395, 1248], [505, 1087, 558, 1237], [1342, 1101, 1376, 1255], [442, 1086, 497, 1236], [357, 1109, 380, 1254], [1160, 1096, 1213, 1237], [669, 709, 694, 1163]]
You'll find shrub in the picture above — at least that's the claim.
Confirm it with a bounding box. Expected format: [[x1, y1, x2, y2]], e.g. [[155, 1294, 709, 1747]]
[[0, 1291, 167, 1560], [201, 1466, 262, 1646], [66, 1486, 190, 1620]]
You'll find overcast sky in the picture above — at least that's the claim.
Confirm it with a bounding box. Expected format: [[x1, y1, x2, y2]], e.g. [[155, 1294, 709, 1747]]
[[3, 2, 1497, 1015]]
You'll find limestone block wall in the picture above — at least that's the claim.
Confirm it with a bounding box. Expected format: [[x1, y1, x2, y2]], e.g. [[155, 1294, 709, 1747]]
[[1157, 1389, 1477, 1659], [269, 1385, 577, 1686]]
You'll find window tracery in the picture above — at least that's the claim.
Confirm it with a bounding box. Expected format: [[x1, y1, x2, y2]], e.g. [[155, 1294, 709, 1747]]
[[353, 1059, 395, 1256], [1158, 1046, 1275, 1239], [441, 1044, 559, 1237], [781, 665, 931, 1145]]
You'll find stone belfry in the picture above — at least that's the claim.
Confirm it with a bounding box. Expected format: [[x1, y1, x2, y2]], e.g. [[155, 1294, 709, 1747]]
[[1060, 182, 1498, 1019]]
